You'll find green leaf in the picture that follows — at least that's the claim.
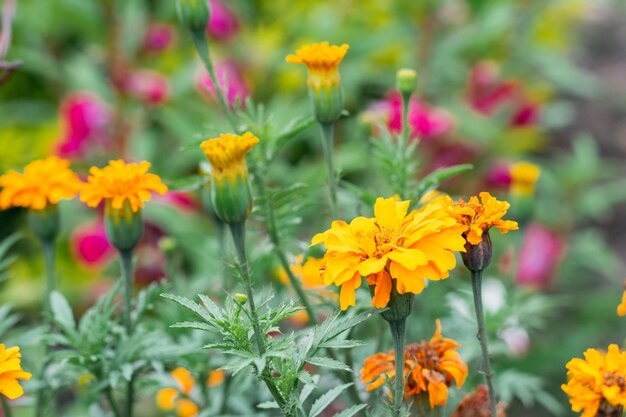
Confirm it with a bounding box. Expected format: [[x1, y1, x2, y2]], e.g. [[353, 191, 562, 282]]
[[257, 401, 279, 409], [306, 356, 350, 371], [170, 321, 215, 332], [318, 339, 366, 349], [161, 293, 214, 322], [332, 404, 368, 417], [299, 374, 320, 403], [415, 164, 474, 199], [50, 291, 75, 329], [309, 383, 354, 417]]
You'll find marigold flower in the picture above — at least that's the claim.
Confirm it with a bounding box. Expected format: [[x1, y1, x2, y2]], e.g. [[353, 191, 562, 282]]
[[277, 255, 331, 296], [200, 132, 259, 224], [80, 160, 168, 213], [445, 192, 518, 246], [157, 368, 199, 417], [509, 161, 540, 197], [207, 369, 225, 388], [361, 320, 467, 408], [0, 344, 32, 400], [311, 197, 465, 310], [0, 156, 82, 211], [451, 385, 508, 417], [618, 280, 626, 317], [562, 344, 626, 417]]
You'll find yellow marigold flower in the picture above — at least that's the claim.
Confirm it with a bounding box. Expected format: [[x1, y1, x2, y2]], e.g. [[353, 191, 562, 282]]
[[0, 344, 32, 400], [207, 369, 225, 388], [361, 320, 467, 408], [277, 255, 332, 296], [509, 162, 540, 197], [286, 42, 349, 89], [0, 156, 81, 210], [80, 160, 167, 213], [156, 367, 199, 417], [311, 197, 466, 310], [562, 344, 626, 417], [618, 280, 626, 317], [200, 132, 259, 224], [446, 192, 518, 246]]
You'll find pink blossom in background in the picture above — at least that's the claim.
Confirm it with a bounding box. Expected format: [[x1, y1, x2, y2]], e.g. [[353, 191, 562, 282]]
[[123, 70, 170, 106], [511, 101, 540, 127], [196, 61, 249, 108], [516, 223, 565, 288], [206, 0, 239, 40], [71, 221, 115, 269], [500, 327, 530, 357], [56, 93, 111, 158], [368, 91, 455, 141], [486, 162, 513, 188], [156, 191, 200, 213], [426, 141, 477, 171], [142, 23, 175, 52]]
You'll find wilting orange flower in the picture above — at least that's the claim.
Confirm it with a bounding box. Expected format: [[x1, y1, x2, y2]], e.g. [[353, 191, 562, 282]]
[[200, 132, 259, 184], [0, 156, 82, 210], [444, 192, 518, 245], [451, 385, 508, 417], [311, 197, 465, 310], [0, 344, 32, 400], [286, 42, 349, 89], [80, 160, 167, 213], [509, 162, 540, 196], [562, 344, 626, 417], [617, 280, 626, 317], [361, 320, 467, 408]]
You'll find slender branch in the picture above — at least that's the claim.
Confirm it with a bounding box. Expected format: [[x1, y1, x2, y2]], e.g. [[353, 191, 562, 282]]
[[105, 387, 123, 417], [470, 269, 497, 417], [119, 250, 135, 417], [42, 240, 56, 316], [319, 122, 338, 218], [390, 319, 407, 416]]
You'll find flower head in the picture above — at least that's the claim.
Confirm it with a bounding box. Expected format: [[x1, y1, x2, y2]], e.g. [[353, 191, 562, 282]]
[[451, 385, 508, 417], [286, 42, 349, 88], [80, 160, 168, 213], [311, 197, 465, 310], [157, 367, 225, 417], [618, 280, 626, 317], [445, 192, 518, 246], [562, 344, 626, 417], [200, 132, 258, 181], [0, 344, 32, 400], [509, 162, 540, 197], [0, 156, 82, 210], [361, 320, 467, 408], [277, 255, 335, 315]]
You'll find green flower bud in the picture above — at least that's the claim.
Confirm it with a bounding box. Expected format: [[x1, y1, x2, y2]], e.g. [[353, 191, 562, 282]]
[[28, 205, 59, 243], [177, 0, 211, 33], [370, 280, 414, 323], [396, 68, 417, 95], [309, 84, 344, 124], [234, 293, 248, 305], [105, 201, 143, 252], [210, 174, 253, 225]]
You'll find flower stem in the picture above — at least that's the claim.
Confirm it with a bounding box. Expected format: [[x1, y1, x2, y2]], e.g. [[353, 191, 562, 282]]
[[105, 387, 123, 417], [119, 249, 135, 417], [470, 269, 497, 417], [41, 239, 55, 315], [319, 122, 338, 218], [1, 397, 12, 417], [191, 29, 238, 131], [389, 318, 407, 416]]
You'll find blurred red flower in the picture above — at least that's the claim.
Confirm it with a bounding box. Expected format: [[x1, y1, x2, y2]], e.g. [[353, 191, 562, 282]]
[[206, 0, 239, 40], [123, 70, 170, 106], [516, 223, 565, 288], [196, 60, 249, 108], [142, 23, 175, 52]]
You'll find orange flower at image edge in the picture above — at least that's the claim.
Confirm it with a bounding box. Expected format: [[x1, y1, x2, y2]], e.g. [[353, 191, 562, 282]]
[[361, 320, 467, 408], [0, 156, 82, 210], [311, 197, 466, 310], [157, 368, 225, 417], [80, 159, 167, 212], [0, 344, 32, 400], [562, 344, 626, 417]]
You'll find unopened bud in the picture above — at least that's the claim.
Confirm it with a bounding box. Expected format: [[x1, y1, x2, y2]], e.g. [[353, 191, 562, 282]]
[[104, 201, 143, 252], [396, 68, 417, 95], [234, 293, 248, 305], [28, 205, 59, 243], [462, 231, 492, 272], [177, 0, 211, 33]]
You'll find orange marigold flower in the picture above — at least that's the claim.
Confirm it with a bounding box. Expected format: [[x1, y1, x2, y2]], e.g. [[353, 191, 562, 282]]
[[311, 197, 466, 310], [509, 162, 540, 197], [156, 367, 198, 417], [80, 160, 167, 212], [207, 369, 225, 388], [562, 344, 626, 417], [617, 280, 626, 318], [277, 255, 334, 298], [286, 42, 349, 89], [451, 385, 508, 417], [0, 156, 82, 210], [361, 320, 467, 408], [200, 132, 259, 183], [445, 192, 518, 245], [0, 344, 32, 400]]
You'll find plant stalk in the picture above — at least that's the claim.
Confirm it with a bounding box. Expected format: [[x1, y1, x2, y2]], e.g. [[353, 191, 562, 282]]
[[119, 249, 135, 417], [106, 387, 123, 417], [319, 122, 338, 217], [42, 239, 55, 315], [470, 269, 497, 417], [1, 397, 12, 417], [390, 318, 407, 416]]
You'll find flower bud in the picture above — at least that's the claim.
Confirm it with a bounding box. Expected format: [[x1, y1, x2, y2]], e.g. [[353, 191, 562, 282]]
[[104, 201, 144, 252], [462, 230, 492, 272], [28, 205, 60, 243], [370, 280, 414, 323], [177, 0, 211, 33], [396, 68, 417, 96], [234, 293, 248, 305]]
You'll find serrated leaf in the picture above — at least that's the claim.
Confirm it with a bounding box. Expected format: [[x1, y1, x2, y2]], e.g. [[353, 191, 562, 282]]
[[333, 404, 367, 417], [319, 339, 366, 349], [50, 291, 75, 329], [197, 294, 221, 319], [415, 164, 474, 199], [299, 374, 320, 403], [309, 383, 354, 417], [170, 321, 215, 332], [306, 356, 350, 371], [161, 293, 213, 322]]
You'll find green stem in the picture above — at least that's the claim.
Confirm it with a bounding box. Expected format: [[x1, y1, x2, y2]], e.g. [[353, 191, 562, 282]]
[[1, 397, 12, 417], [106, 387, 123, 417], [41, 239, 55, 316], [389, 319, 407, 416], [119, 250, 135, 417], [397, 92, 411, 197], [219, 374, 231, 414], [470, 269, 497, 417], [191, 29, 238, 131], [319, 122, 338, 218]]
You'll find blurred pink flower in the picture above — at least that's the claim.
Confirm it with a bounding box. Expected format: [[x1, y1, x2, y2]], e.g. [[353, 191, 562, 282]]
[[500, 327, 530, 357], [368, 91, 455, 141], [142, 23, 175, 52], [196, 61, 249, 108], [55, 93, 111, 158], [156, 191, 200, 213], [123, 70, 170, 106], [516, 223, 565, 288], [485, 162, 513, 188], [511, 101, 540, 127], [71, 221, 115, 269], [206, 0, 239, 40]]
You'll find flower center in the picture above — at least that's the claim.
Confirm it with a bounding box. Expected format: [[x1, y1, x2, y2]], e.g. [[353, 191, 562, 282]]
[[406, 342, 440, 370], [372, 226, 399, 258], [604, 372, 626, 390]]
